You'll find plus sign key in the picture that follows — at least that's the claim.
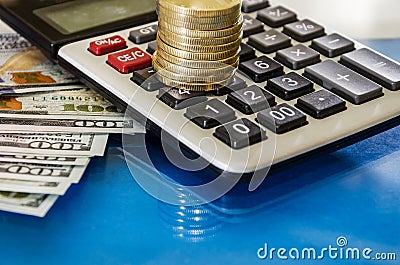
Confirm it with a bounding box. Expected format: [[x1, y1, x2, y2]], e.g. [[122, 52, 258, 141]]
[[107, 47, 152, 74], [304, 60, 383, 104]]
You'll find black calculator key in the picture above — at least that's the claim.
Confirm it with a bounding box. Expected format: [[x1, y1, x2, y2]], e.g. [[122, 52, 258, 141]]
[[131, 67, 164, 91], [242, 0, 270, 13], [296, 90, 347, 119], [257, 103, 307, 134], [242, 15, 265, 38], [214, 118, 267, 149], [157, 87, 207, 110], [147, 40, 158, 55], [275, 44, 321, 70], [213, 75, 247, 96], [239, 43, 256, 62], [226, 85, 276, 114], [340, 48, 400, 91], [185, 99, 236, 129], [248, 29, 291, 54], [304, 60, 384, 105], [267, 72, 314, 100], [239, 56, 284, 83], [283, 19, 325, 42], [256, 6, 297, 28], [310, 33, 355, 58], [129, 25, 158, 44]]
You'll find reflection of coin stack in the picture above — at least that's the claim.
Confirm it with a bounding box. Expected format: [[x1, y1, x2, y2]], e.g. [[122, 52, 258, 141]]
[[153, 0, 243, 91]]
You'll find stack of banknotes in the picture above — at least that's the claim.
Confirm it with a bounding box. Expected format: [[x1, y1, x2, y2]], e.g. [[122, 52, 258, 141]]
[[0, 21, 145, 217]]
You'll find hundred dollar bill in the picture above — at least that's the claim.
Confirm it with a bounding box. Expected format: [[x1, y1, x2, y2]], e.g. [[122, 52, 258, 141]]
[[0, 32, 79, 88], [0, 84, 87, 95], [0, 153, 90, 166], [0, 162, 87, 183], [0, 88, 145, 133], [0, 133, 108, 156], [0, 191, 58, 217], [0, 178, 69, 195]]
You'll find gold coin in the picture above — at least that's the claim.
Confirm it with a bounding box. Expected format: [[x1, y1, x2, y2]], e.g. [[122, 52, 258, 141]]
[[157, 8, 240, 24], [158, 14, 243, 39], [156, 48, 239, 69], [158, 16, 239, 30], [153, 59, 233, 83], [155, 74, 229, 91], [157, 36, 240, 61], [158, 29, 242, 46], [154, 51, 237, 76], [157, 34, 241, 53], [157, 0, 241, 18]]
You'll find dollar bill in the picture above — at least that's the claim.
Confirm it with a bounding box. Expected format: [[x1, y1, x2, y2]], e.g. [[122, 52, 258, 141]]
[[0, 84, 87, 95], [0, 153, 90, 165], [0, 33, 79, 88], [0, 191, 58, 217], [0, 178, 70, 195], [0, 88, 145, 133], [0, 162, 87, 183], [0, 133, 108, 156]]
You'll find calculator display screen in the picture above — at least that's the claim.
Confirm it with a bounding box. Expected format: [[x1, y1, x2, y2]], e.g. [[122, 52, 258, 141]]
[[33, 0, 156, 35]]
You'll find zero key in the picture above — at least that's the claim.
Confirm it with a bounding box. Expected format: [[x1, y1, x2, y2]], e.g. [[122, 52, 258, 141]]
[[340, 48, 400, 91]]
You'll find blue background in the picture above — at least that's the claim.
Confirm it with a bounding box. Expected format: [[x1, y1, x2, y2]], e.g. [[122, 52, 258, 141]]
[[0, 40, 399, 265]]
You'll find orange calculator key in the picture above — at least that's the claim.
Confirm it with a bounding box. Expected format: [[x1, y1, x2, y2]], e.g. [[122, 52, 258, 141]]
[[89, 35, 127, 56], [107, 47, 152, 74]]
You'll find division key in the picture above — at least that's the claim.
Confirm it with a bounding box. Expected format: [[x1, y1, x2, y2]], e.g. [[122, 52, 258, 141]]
[[340, 48, 400, 91]]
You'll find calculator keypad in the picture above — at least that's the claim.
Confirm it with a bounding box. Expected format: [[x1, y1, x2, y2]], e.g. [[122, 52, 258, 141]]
[[73, 2, 400, 173]]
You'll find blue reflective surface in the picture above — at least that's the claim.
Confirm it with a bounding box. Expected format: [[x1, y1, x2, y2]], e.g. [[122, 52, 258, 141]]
[[0, 40, 399, 265]]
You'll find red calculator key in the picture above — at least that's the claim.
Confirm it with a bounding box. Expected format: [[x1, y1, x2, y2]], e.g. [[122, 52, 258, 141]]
[[107, 47, 152, 74], [88, 35, 127, 56]]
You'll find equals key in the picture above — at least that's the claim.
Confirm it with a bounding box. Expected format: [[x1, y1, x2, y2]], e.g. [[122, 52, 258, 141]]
[[340, 48, 400, 91]]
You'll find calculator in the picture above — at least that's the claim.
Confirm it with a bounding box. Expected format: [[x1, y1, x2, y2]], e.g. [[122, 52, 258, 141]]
[[33, 1, 400, 173]]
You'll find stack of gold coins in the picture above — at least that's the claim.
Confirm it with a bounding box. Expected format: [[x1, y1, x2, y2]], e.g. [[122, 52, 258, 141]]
[[153, 0, 243, 91]]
